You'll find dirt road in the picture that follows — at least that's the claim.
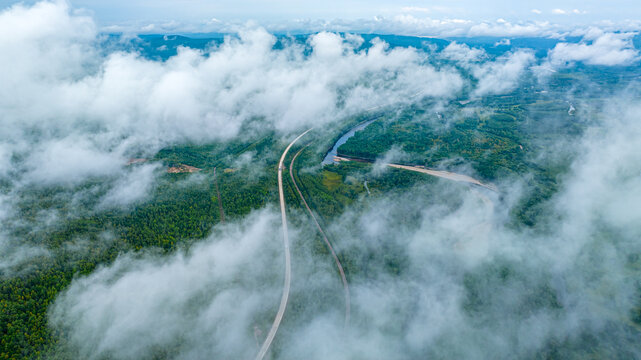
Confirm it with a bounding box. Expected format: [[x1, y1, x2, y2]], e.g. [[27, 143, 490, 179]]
[[386, 164, 498, 192], [290, 146, 351, 328]]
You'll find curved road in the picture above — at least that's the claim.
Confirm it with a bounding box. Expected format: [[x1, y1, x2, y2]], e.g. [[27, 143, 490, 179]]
[[255, 128, 312, 360], [290, 146, 351, 328], [256, 124, 494, 359]]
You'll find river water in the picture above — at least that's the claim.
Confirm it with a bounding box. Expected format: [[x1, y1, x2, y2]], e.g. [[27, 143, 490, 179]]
[[322, 119, 377, 165]]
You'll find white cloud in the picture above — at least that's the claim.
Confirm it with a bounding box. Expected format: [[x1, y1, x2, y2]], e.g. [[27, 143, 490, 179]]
[[371, 146, 409, 175], [50, 209, 284, 359], [531, 9, 542, 15], [472, 50, 535, 97], [441, 42, 487, 62], [547, 30, 640, 66], [0, 2, 465, 189], [309, 31, 347, 58], [140, 23, 155, 31], [1, 3, 640, 355], [1, 2, 639, 359], [98, 163, 161, 209], [0, 144, 11, 178], [494, 38, 511, 46], [23, 138, 124, 186], [468, 20, 557, 37], [551, 8, 586, 15], [384, 14, 473, 37], [0, 1, 469, 271]]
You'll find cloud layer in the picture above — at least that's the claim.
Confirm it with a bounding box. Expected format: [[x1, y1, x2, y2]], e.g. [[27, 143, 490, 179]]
[[51, 95, 641, 358], [1, 2, 640, 358], [0, 2, 467, 185], [0, 1, 467, 270], [548, 29, 640, 66], [51, 210, 284, 359]]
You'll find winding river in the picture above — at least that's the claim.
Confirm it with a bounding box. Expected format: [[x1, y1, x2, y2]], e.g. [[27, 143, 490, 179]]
[[322, 118, 378, 165]]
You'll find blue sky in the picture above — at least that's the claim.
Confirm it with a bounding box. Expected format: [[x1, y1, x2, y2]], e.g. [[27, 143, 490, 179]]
[[2, 0, 641, 34]]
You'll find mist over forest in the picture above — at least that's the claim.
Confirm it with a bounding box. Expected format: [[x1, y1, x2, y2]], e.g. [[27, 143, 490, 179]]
[[2, 1, 641, 359]]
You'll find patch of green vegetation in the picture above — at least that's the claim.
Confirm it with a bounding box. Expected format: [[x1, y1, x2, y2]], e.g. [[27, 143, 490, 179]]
[[0, 134, 283, 360], [321, 170, 342, 191], [337, 103, 536, 180], [4, 65, 641, 359]]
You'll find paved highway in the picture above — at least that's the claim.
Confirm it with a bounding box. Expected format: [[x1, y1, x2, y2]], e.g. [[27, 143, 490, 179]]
[[254, 128, 312, 360], [255, 126, 493, 359]]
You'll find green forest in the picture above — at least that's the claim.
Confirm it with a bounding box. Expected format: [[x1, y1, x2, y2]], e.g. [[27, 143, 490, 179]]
[[3, 68, 641, 359]]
